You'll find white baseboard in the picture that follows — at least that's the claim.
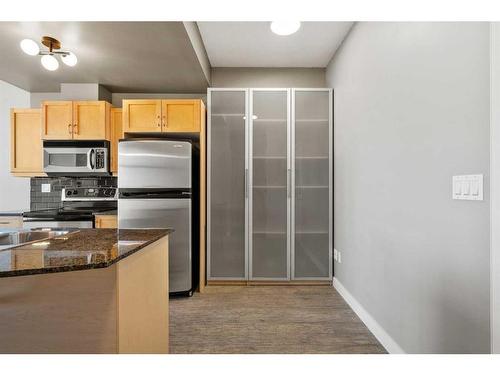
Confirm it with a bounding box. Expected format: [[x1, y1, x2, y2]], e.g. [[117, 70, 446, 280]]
[[332, 277, 405, 354]]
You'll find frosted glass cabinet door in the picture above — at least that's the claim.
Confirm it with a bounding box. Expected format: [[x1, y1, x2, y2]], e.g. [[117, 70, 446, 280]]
[[293, 90, 332, 279], [250, 90, 289, 279], [208, 90, 247, 279]]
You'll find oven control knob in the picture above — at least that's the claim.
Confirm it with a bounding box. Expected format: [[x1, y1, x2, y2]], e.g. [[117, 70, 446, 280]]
[[67, 191, 72, 196]]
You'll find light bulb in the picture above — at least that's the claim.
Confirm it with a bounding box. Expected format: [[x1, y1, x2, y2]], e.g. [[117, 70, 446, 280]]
[[270, 21, 301, 36], [20, 39, 40, 56], [61, 52, 77, 67], [41, 54, 59, 71]]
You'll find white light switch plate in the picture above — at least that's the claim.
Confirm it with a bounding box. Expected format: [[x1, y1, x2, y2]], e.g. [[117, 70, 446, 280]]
[[41, 183, 51, 193], [453, 174, 483, 201]]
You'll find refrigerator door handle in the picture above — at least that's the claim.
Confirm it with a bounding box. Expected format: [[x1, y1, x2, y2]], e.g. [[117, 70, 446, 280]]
[[287, 168, 291, 198], [245, 168, 249, 198]]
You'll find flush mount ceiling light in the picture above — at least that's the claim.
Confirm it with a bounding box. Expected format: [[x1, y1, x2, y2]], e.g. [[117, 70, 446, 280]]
[[270, 21, 301, 36], [20, 36, 78, 71]]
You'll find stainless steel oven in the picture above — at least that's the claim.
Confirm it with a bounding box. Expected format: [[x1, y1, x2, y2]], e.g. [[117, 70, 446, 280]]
[[43, 140, 110, 176]]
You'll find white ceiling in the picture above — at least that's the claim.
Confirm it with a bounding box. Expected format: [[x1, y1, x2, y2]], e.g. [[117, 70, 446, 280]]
[[197, 22, 353, 68]]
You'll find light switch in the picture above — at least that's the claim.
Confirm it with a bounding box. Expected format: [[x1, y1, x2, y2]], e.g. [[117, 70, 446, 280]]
[[471, 181, 479, 196], [41, 183, 51, 193], [462, 181, 470, 195], [452, 175, 483, 201]]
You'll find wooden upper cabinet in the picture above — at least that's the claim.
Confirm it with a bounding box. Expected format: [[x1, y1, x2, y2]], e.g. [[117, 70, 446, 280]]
[[42, 100, 111, 140], [72, 101, 110, 140], [162, 99, 201, 132], [122, 100, 162, 133], [110, 108, 123, 173], [122, 99, 205, 135], [11, 108, 43, 175], [42, 101, 73, 139]]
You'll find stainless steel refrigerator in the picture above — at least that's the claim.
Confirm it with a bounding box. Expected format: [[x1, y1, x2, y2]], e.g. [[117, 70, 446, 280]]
[[118, 138, 199, 296]]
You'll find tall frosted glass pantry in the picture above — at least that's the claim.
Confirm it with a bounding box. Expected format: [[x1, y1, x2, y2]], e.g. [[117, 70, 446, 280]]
[[208, 88, 332, 282], [250, 89, 290, 280], [207, 89, 248, 279], [292, 89, 332, 280]]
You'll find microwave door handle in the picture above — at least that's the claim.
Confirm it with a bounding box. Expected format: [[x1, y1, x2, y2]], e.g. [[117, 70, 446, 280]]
[[88, 149, 95, 170]]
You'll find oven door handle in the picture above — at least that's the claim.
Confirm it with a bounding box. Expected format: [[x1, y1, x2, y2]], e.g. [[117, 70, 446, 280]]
[[88, 149, 95, 170]]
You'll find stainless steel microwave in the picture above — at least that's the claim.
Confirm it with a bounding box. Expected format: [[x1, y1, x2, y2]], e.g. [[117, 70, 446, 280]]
[[43, 140, 110, 176]]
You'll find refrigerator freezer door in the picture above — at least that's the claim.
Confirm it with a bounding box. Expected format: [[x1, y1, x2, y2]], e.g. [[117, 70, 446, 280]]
[[118, 140, 192, 189], [118, 198, 192, 293]]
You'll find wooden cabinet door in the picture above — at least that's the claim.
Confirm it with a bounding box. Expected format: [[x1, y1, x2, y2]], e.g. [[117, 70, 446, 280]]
[[95, 215, 117, 228], [122, 100, 162, 133], [161, 99, 201, 132], [11, 108, 43, 175], [42, 101, 73, 139], [0, 216, 23, 228], [72, 101, 110, 140], [110, 108, 122, 173]]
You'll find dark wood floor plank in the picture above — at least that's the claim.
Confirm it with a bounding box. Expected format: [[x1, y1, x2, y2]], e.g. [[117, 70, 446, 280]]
[[169, 286, 386, 354]]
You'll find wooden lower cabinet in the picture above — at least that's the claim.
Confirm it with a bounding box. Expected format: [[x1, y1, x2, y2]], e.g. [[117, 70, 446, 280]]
[[0, 237, 169, 354], [10, 108, 44, 176], [0, 216, 23, 229], [95, 215, 118, 229]]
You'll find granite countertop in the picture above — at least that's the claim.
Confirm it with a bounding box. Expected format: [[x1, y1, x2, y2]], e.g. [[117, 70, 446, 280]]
[[0, 228, 172, 278]]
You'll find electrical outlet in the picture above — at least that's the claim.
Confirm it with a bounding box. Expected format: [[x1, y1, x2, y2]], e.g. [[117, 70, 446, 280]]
[[338, 251, 342, 263], [333, 248, 338, 261], [41, 183, 51, 193]]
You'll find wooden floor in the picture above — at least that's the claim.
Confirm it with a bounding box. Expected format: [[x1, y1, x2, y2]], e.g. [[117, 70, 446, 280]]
[[169, 286, 386, 354]]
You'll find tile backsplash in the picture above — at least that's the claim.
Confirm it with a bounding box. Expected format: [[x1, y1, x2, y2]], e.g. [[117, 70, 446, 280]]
[[30, 176, 117, 211]]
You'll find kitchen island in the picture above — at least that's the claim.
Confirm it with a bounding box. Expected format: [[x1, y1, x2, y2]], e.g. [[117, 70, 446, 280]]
[[0, 228, 171, 354]]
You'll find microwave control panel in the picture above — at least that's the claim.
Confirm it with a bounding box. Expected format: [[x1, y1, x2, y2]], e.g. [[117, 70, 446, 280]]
[[95, 149, 106, 170]]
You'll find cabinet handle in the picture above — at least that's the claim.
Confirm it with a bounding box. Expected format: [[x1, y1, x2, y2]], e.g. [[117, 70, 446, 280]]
[[287, 168, 291, 198], [157, 115, 161, 128], [245, 168, 249, 198], [68, 123, 72, 135], [73, 123, 78, 135], [162, 115, 166, 128]]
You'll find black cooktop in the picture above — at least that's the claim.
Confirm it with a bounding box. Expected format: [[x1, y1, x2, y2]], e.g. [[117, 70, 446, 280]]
[[23, 207, 116, 221], [23, 196, 117, 222]]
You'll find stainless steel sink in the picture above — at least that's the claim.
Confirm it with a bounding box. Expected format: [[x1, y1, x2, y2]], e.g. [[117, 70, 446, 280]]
[[0, 229, 77, 249]]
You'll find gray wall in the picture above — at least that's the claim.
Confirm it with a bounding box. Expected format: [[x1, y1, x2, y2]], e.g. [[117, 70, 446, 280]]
[[491, 22, 500, 354], [211, 67, 326, 88], [327, 22, 490, 353], [0, 80, 31, 212], [30, 83, 112, 107]]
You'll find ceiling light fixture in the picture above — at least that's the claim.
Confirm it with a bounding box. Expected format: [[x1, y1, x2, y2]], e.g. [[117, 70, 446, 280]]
[[20, 36, 78, 71], [270, 21, 301, 36], [20, 39, 40, 56], [40, 54, 59, 71]]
